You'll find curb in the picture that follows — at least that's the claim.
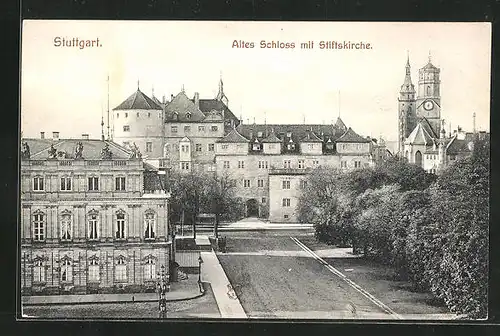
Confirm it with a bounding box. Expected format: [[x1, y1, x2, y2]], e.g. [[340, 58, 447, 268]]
[[22, 282, 207, 307]]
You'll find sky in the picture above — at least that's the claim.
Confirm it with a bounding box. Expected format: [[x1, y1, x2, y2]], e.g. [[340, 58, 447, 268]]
[[21, 21, 491, 141]]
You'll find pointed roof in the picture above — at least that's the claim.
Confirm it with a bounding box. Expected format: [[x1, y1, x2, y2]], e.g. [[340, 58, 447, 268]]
[[217, 127, 250, 143], [405, 122, 435, 146], [151, 95, 162, 105], [334, 117, 347, 133], [301, 130, 323, 143], [419, 117, 439, 138], [336, 127, 371, 143], [165, 91, 206, 122], [113, 89, 162, 110], [261, 130, 282, 143], [401, 54, 416, 92], [445, 135, 473, 155]]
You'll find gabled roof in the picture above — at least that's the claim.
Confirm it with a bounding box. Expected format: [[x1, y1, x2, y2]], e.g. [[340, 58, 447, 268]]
[[151, 95, 162, 105], [334, 117, 347, 133], [197, 99, 238, 122], [113, 89, 162, 110], [419, 117, 439, 138], [165, 91, 206, 122], [261, 130, 282, 143], [422, 61, 438, 71], [446, 135, 474, 155], [301, 130, 323, 143], [216, 128, 250, 143], [336, 127, 371, 143], [405, 122, 434, 146], [25, 138, 133, 160]]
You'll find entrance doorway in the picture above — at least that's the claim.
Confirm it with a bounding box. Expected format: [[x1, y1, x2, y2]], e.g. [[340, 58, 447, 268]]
[[246, 199, 259, 217], [415, 150, 423, 168]]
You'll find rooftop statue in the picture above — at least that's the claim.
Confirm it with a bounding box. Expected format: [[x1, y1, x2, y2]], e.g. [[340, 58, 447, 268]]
[[100, 143, 113, 160], [48, 144, 57, 159], [74, 141, 84, 159], [130, 142, 142, 159], [21, 142, 30, 160]]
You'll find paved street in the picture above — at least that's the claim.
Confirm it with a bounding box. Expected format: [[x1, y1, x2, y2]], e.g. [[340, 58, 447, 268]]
[[216, 226, 453, 319]]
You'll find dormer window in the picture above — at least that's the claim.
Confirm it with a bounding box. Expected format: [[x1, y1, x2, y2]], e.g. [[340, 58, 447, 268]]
[[173, 112, 179, 121], [287, 132, 292, 137], [252, 143, 261, 150], [186, 112, 192, 119], [257, 132, 263, 137]]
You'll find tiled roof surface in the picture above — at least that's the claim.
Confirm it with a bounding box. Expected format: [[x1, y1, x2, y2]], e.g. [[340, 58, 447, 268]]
[[216, 128, 250, 143], [24, 138, 133, 160], [446, 136, 473, 155], [165, 92, 206, 122], [198, 99, 238, 122], [405, 122, 434, 146], [336, 127, 371, 143], [419, 117, 439, 138], [113, 89, 162, 110], [301, 130, 324, 143], [333, 117, 348, 132], [422, 61, 438, 70], [261, 131, 283, 143]]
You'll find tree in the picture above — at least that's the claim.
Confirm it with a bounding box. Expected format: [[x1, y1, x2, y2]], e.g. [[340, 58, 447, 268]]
[[200, 172, 241, 240]]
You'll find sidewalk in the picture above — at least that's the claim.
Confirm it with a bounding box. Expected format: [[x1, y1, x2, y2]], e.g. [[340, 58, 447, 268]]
[[22, 276, 204, 306], [200, 250, 247, 318]]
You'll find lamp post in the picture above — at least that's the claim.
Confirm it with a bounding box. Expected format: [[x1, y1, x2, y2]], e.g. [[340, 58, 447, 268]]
[[157, 264, 168, 318], [198, 255, 203, 292]]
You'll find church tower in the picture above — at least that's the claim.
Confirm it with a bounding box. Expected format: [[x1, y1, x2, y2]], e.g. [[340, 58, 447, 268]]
[[398, 53, 417, 155], [416, 53, 441, 136], [216, 74, 229, 107]]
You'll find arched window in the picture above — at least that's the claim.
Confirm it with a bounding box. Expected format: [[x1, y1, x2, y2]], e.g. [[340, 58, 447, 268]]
[[60, 211, 72, 241], [144, 255, 156, 280], [88, 257, 100, 282], [33, 210, 45, 242], [115, 210, 127, 240], [33, 258, 45, 283], [88, 210, 99, 240], [115, 256, 127, 282], [144, 211, 156, 240], [415, 151, 423, 167], [60, 258, 73, 282]]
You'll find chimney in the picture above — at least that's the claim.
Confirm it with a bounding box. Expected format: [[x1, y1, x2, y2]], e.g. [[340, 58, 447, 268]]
[[194, 92, 200, 109], [171, 94, 174, 100], [40, 132, 45, 139], [52, 131, 60, 141], [162, 95, 166, 104], [82, 134, 89, 140]]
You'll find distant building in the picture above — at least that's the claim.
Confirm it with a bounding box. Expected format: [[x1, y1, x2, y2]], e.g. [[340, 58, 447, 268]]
[[397, 54, 488, 173], [20, 134, 171, 295]]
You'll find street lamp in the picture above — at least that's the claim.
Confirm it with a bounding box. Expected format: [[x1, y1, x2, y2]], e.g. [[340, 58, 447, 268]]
[[198, 255, 204, 292], [157, 264, 169, 318]]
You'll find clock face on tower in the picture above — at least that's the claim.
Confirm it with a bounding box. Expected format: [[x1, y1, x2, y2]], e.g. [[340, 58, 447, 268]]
[[424, 100, 434, 111]]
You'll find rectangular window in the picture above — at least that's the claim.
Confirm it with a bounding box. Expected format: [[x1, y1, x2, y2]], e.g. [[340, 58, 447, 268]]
[[282, 198, 291, 207], [33, 177, 44, 191], [269, 144, 275, 150], [244, 179, 251, 187], [33, 213, 44, 241], [308, 144, 314, 150], [116, 213, 126, 239], [171, 126, 178, 133], [195, 144, 202, 152], [223, 161, 230, 169], [198, 125, 205, 132], [258, 179, 264, 187], [208, 144, 215, 151], [60, 259, 73, 283], [144, 213, 155, 240], [313, 160, 319, 167], [88, 259, 100, 282], [115, 177, 126, 191], [88, 213, 99, 240], [60, 177, 72, 191], [123, 125, 130, 132], [284, 214, 289, 219], [33, 260, 45, 283], [283, 160, 291, 169], [282, 180, 291, 189], [211, 125, 218, 132], [238, 161, 245, 168], [341, 161, 347, 168], [181, 145, 189, 152], [60, 214, 72, 241], [88, 177, 99, 191], [184, 126, 191, 133], [298, 160, 304, 169], [221, 144, 228, 150], [146, 142, 152, 152], [354, 161, 361, 168], [115, 258, 127, 282], [181, 162, 190, 170], [262, 197, 266, 204], [300, 180, 308, 189]]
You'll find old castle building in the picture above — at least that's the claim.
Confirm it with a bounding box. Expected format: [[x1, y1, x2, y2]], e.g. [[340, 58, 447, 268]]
[[397, 55, 487, 173], [20, 134, 171, 295], [113, 78, 377, 222]]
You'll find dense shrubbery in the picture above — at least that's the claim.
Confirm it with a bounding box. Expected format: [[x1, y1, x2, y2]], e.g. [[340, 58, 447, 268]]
[[298, 139, 489, 318]]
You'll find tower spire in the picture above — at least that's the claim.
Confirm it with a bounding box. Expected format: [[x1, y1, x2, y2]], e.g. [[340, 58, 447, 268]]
[[137, 79, 140, 90], [101, 103, 105, 141], [428, 50, 432, 63], [107, 75, 110, 140], [406, 50, 411, 75], [473, 112, 476, 134]]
